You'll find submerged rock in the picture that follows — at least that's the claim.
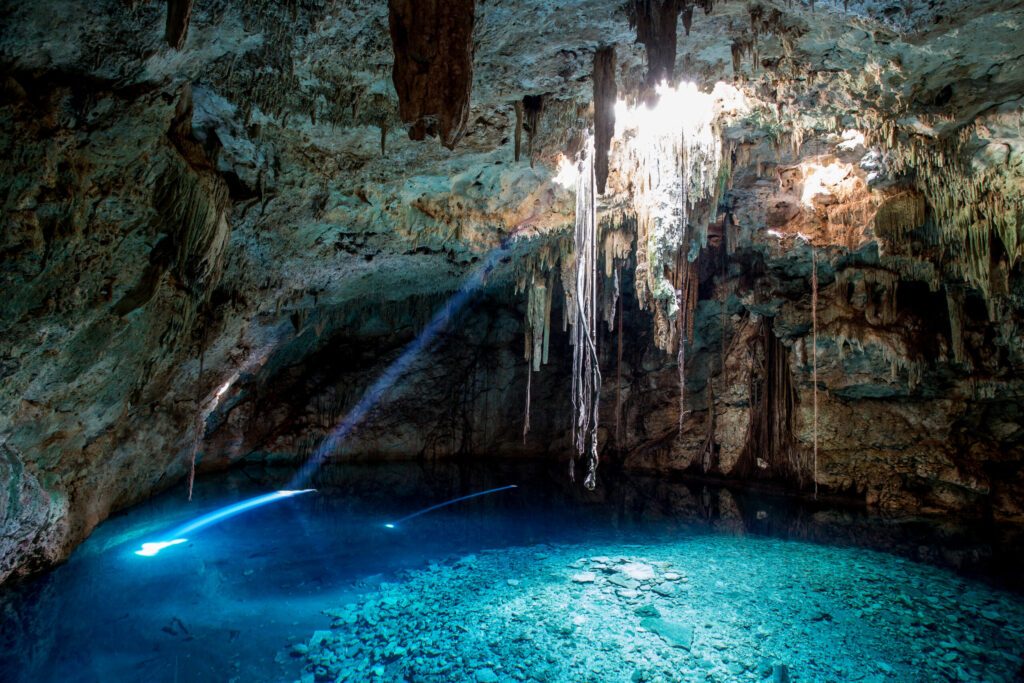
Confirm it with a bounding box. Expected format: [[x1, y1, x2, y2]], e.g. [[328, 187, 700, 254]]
[[619, 562, 657, 582], [474, 668, 499, 683], [652, 582, 676, 597], [609, 575, 641, 590], [640, 617, 694, 651]]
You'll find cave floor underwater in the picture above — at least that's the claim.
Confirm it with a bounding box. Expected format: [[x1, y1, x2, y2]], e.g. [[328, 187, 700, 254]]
[[1, 461, 1022, 683]]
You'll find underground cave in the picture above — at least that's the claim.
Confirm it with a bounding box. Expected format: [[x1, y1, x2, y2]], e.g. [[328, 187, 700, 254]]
[[2, 0, 1024, 681]]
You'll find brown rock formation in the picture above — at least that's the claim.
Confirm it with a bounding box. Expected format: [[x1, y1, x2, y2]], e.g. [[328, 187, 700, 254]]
[[593, 46, 617, 195], [164, 0, 193, 50], [629, 0, 682, 91], [388, 0, 475, 149]]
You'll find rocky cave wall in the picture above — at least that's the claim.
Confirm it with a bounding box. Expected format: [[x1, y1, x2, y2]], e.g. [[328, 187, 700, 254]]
[[1, 0, 1024, 583]]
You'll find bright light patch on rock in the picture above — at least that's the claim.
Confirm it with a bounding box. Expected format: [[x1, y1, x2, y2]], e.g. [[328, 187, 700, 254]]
[[552, 153, 579, 189], [838, 129, 866, 151], [800, 160, 854, 208]]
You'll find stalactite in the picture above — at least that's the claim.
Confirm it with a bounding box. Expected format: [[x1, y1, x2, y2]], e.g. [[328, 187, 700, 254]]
[[603, 230, 632, 278], [522, 361, 531, 443], [522, 95, 544, 168], [674, 255, 697, 433], [629, 0, 682, 92], [719, 213, 729, 375], [524, 273, 551, 371], [514, 100, 524, 162], [602, 260, 620, 332], [159, 86, 232, 297], [700, 377, 715, 472], [567, 140, 602, 489], [187, 324, 205, 501], [677, 315, 686, 433], [602, 230, 631, 332], [945, 285, 967, 365], [592, 46, 617, 195], [388, 0, 475, 149], [165, 0, 194, 50], [733, 320, 803, 485]]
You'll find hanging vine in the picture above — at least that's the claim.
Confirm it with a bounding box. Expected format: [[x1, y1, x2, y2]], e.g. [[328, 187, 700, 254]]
[[568, 140, 602, 489], [811, 247, 819, 499]]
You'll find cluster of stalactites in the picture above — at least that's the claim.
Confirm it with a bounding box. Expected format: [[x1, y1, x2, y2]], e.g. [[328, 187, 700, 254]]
[[833, 329, 924, 391], [834, 267, 900, 327], [515, 236, 572, 373], [866, 119, 1024, 299], [601, 228, 633, 332], [874, 191, 926, 242], [625, 88, 723, 352], [518, 84, 732, 476], [520, 267, 555, 443], [523, 272, 554, 372]]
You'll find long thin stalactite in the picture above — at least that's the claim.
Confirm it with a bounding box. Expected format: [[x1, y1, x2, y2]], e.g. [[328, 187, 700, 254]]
[[676, 255, 699, 434]]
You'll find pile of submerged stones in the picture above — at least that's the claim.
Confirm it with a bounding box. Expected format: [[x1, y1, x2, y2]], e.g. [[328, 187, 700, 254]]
[[294, 539, 1024, 682]]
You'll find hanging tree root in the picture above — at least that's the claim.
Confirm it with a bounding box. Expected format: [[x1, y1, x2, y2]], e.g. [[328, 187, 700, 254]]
[[569, 141, 602, 489], [700, 377, 716, 473], [811, 247, 819, 499]]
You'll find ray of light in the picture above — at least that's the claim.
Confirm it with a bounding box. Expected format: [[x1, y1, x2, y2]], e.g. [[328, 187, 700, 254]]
[[383, 485, 519, 529], [285, 235, 521, 491]]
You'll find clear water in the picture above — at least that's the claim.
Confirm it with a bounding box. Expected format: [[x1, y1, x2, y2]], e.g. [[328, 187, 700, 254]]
[[1, 461, 1022, 682]]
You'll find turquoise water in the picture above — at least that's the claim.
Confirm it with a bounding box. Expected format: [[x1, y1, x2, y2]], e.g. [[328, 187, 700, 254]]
[[1, 462, 1022, 682]]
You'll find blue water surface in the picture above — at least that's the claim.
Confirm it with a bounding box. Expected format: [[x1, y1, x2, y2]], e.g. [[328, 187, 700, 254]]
[[1, 460, 1022, 682]]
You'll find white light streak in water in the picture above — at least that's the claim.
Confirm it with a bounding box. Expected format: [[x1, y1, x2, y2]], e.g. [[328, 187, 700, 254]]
[[133, 489, 317, 557], [135, 539, 188, 557], [382, 484, 518, 529]]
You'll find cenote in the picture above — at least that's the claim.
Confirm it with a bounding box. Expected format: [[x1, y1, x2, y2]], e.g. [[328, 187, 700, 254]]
[[2, 462, 1024, 682], [4, 0, 1024, 682]]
